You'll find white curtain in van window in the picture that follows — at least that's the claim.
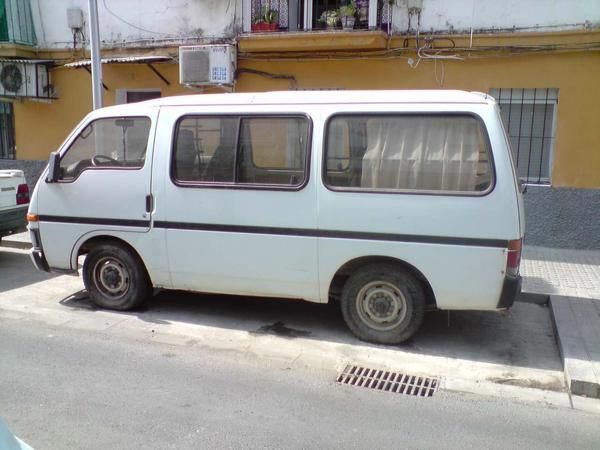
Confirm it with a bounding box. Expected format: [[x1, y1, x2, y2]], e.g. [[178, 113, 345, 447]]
[[361, 117, 481, 191]]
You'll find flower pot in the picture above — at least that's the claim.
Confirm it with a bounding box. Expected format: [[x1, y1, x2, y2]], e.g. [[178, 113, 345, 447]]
[[251, 22, 279, 32], [340, 16, 355, 30], [358, 6, 368, 22]]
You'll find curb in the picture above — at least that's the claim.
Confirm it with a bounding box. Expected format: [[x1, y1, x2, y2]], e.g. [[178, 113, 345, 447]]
[[550, 295, 600, 399], [0, 237, 31, 250], [517, 292, 549, 305]]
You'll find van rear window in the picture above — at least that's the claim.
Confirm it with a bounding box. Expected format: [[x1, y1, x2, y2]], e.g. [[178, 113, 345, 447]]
[[324, 114, 493, 194]]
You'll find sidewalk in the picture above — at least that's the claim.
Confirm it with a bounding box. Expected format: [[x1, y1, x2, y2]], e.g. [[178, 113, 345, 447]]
[[522, 245, 600, 400], [2, 232, 600, 400], [522, 246, 600, 300]]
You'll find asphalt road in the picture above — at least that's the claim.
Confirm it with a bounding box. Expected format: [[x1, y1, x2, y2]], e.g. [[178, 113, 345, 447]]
[[1, 317, 598, 450]]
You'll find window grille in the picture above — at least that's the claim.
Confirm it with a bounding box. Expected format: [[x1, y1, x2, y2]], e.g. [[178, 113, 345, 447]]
[[244, 0, 378, 32], [312, 0, 370, 29], [0, 101, 15, 159], [251, 0, 290, 30], [490, 88, 558, 185]]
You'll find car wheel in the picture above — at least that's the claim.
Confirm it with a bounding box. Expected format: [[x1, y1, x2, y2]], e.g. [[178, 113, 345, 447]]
[[83, 242, 150, 310], [340, 263, 425, 345]]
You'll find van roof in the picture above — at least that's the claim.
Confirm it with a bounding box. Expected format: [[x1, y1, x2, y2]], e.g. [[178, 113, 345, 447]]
[[156, 89, 493, 105], [149, 90, 492, 106], [93, 90, 494, 116]]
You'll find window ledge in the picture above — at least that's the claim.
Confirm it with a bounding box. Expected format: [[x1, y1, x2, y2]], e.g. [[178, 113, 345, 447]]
[[238, 30, 389, 53], [0, 43, 38, 58]]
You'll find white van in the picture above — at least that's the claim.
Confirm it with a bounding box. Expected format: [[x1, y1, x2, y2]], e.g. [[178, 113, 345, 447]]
[[28, 90, 524, 344]]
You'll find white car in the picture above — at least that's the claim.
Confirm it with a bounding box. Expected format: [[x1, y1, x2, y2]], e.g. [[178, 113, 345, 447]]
[[0, 170, 29, 240]]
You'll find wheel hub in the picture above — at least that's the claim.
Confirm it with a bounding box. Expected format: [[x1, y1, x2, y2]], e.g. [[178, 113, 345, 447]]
[[102, 266, 122, 289], [372, 293, 394, 316], [356, 281, 408, 331], [94, 257, 129, 298]]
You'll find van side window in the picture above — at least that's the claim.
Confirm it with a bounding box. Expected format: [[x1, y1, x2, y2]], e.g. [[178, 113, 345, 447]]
[[238, 117, 308, 185], [324, 114, 493, 193], [174, 117, 238, 182], [59, 117, 151, 180], [172, 115, 310, 188]]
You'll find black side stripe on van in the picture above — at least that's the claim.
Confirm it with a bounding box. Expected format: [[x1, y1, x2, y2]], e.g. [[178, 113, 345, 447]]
[[153, 221, 508, 248], [36, 215, 508, 248], [38, 215, 150, 228]]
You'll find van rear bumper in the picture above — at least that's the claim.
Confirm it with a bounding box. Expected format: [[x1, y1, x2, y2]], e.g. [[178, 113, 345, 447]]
[[30, 247, 50, 272], [497, 274, 522, 309]]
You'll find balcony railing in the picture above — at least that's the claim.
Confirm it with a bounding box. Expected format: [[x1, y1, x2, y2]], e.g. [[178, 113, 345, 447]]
[[243, 0, 385, 33]]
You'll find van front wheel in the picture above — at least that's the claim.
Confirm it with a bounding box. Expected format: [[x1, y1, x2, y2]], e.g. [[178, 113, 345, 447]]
[[83, 243, 150, 311], [341, 264, 425, 345]]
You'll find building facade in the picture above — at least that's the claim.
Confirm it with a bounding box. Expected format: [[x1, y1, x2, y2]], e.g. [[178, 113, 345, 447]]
[[0, 0, 599, 247]]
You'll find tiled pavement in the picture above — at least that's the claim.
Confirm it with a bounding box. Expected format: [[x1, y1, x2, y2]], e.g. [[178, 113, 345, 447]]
[[521, 246, 600, 399], [522, 246, 600, 300]]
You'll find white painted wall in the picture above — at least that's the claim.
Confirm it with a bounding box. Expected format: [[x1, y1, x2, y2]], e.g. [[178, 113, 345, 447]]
[[31, 0, 240, 48], [392, 0, 599, 33], [29, 0, 600, 49]]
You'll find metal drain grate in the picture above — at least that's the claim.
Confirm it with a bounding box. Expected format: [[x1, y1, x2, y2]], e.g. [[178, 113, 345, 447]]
[[336, 365, 439, 397]]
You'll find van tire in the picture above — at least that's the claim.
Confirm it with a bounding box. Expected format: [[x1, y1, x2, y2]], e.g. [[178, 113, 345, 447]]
[[83, 243, 150, 311], [340, 264, 425, 345]]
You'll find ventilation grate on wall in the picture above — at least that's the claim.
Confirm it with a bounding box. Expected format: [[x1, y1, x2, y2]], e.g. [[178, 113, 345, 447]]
[[336, 365, 439, 398]]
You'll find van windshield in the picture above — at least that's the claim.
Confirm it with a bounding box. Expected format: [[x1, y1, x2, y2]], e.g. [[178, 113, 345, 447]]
[[59, 116, 151, 180]]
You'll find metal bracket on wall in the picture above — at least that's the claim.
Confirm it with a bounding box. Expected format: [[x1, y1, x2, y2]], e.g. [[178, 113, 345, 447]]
[[81, 66, 109, 91], [146, 64, 170, 86]]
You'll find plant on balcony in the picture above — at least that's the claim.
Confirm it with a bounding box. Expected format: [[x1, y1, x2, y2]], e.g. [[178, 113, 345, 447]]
[[338, 2, 357, 30], [355, 0, 369, 24], [251, 5, 280, 32], [320, 10, 339, 29]]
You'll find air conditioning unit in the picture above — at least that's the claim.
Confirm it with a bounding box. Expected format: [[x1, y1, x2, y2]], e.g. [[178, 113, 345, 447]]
[[0, 61, 53, 99], [179, 45, 236, 86]]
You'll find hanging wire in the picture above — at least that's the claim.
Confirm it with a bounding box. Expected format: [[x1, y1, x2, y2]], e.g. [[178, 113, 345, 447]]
[[101, 0, 176, 36]]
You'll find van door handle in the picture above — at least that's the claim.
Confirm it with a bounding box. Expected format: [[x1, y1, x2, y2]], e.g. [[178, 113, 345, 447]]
[[145, 194, 153, 213]]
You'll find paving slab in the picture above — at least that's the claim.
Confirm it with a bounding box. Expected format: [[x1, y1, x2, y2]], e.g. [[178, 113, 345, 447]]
[[550, 295, 600, 398]]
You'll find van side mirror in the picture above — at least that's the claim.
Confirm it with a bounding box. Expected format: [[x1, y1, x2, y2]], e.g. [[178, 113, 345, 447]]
[[46, 152, 61, 183]]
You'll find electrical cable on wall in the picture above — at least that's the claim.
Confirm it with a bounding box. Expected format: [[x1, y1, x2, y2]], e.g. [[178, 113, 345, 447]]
[[236, 68, 298, 89], [102, 0, 176, 36]]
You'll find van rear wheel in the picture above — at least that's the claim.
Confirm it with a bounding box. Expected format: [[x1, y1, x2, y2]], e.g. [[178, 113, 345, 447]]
[[83, 243, 150, 311], [340, 264, 425, 345]]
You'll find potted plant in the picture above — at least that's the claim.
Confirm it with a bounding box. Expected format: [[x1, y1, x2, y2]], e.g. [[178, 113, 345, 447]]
[[338, 2, 357, 30], [356, 0, 368, 24], [320, 10, 339, 29], [251, 5, 279, 32]]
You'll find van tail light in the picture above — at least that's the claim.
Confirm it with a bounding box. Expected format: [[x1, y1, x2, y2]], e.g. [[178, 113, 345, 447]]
[[506, 239, 522, 276], [16, 183, 29, 205]]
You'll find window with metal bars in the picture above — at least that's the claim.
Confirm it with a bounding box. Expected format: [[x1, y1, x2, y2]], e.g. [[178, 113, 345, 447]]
[[490, 88, 557, 185], [0, 101, 15, 159], [246, 0, 379, 32], [312, 0, 370, 29]]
